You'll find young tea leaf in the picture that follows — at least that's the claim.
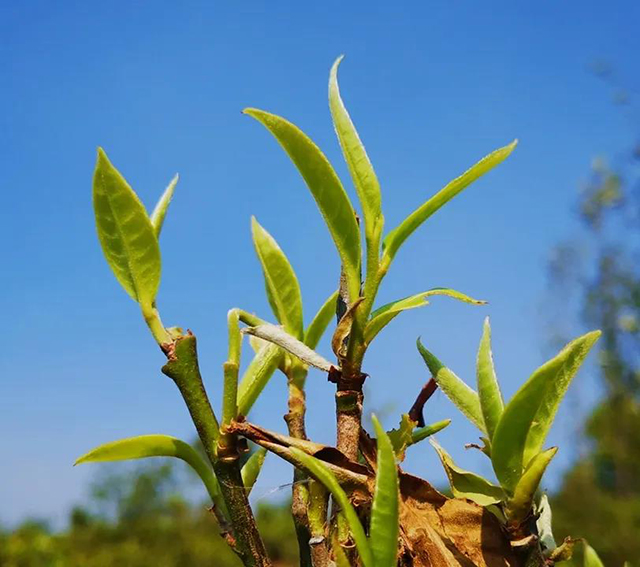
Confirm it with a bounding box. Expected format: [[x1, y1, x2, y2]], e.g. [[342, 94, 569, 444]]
[[417, 339, 486, 432], [243, 323, 336, 373], [523, 330, 601, 465], [370, 415, 400, 567], [430, 439, 504, 507], [75, 435, 221, 504], [237, 343, 283, 416], [583, 543, 605, 567], [387, 414, 417, 461], [383, 140, 517, 262], [244, 108, 361, 300], [492, 331, 600, 493], [506, 447, 557, 525], [150, 174, 178, 238], [290, 448, 373, 567], [251, 217, 304, 338], [241, 447, 267, 495], [304, 290, 339, 349], [329, 56, 382, 237], [93, 148, 161, 308], [476, 317, 504, 440], [410, 419, 451, 445]]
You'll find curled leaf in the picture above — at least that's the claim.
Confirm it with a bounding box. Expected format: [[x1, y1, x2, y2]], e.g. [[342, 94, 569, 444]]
[[417, 339, 485, 432], [75, 435, 221, 505], [289, 448, 373, 567], [332, 297, 364, 358], [476, 317, 503, 440], [370, 415, 400, 567], [430, 439, 504, 507], [243, 323, 336, 372], [383, 140, 517, 262], [251, 217, 303, 338], [244, 108, 361, 300], [150, 174, 178, 238], [93, 148, 161, 308]]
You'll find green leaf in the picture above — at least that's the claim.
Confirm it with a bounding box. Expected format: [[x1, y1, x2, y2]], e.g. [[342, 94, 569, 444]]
[[251, 217, 304, 338], [507, 447, 557, 524], [93, 148, 161, 308], [290, 448, 373, 567], [365, 288, 485, 345], [75, 435, 221, 504], [329, 56, 382, 237], [243, 323, 336, 372], [304, 290, 339, 349], [430, 439, 504, 507], [383, 140, 517, 262], [492, 331, 600, 493], [387, 414, 417, 461], [237, 343, 283, 416], [476, 317, 504, 440], [370, 415, 400, 567], [417, 339, 486, 432], [523, 330, 601, 465], [150, 174, 178, 238], [244, 108, 361, 299], [583, 543, 605, 567], [241, 447, 267, 495], [410, 419, 451, 445]]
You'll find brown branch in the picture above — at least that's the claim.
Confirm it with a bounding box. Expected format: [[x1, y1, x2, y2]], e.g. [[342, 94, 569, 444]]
[[408, 377, 438, 427]]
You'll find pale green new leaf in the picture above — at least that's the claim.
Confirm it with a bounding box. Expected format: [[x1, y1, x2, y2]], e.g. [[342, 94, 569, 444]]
[[430, 439, 504, 507], [304, 290, 339, 349], [241, 447, 267, 495], [93, 148, 161, 308], [244, 108, 361, 299], [290, 448, 373, 567], [476, 317, 504, 440], [387, 414, 416, 461], [75, 435, 221, 504], [417, 339, 486, 432], [410, 419, 451, 445], [150, 174, 178, 238], [523, 330, 601, 465], [366, 288, 485, 345], [383, 140, 517, 261], [370, 415, 400, 567], [492, 331, 601, 493], [507, 447, 557, 524], [251, 217, 304, 338], [329, 56, 382, 236], [583, 543, 605, 567], [237, 343, 283, 416]]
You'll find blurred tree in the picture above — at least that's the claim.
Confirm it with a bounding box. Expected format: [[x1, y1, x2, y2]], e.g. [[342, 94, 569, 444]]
[[548, 63, 640, 565]]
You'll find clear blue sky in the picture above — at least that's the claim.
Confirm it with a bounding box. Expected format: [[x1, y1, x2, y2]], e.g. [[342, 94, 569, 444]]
[[2, 1, 638, 527]]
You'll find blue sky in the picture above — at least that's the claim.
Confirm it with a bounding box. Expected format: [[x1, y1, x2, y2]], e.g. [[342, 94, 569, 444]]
[[2, 1, 639, 527]]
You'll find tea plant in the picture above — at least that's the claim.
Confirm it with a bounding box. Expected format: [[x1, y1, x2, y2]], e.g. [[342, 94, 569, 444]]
[[79, 57, 602, 566]]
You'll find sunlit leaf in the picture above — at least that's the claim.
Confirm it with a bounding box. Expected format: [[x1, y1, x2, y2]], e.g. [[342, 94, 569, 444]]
[[370, 415, 400, 567], [304, 290, 339, 349], [410, 419, 451, 445], [387, 414, 416, 461], [507, 447, 557, 524], [241, 447, 267, 495], [150, 174, 178, 238], [523, 330, 601, 465], [383, 140, 517, 261], [244, 108, 361, 299], [476, 317, 503, 440], [243, 323, 336, 372], [430, 439, 504, 507], [237, 343, 283, 416], [329, 56, 382, 237], [290, 448, 373, 567], [583, 543, 605, 567], [75, 435, 221, 504], [365, 288, 485, 345], [251, 217, 303, 338], [93, 148, 161, 307], [417, 339, 485, 432], [492, 331, 600, 493]]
